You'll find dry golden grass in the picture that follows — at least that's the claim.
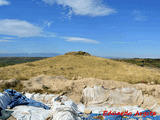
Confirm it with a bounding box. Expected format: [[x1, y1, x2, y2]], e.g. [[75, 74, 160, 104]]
[[0, 55, 160, 84]]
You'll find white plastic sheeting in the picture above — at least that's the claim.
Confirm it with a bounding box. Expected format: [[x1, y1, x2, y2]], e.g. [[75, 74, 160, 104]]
[[0, 92, 11, 109], [24, 94, 82, 120], [108, 87, 143, 106], [0, 92, 81, 120], [0, 90, 149, 120], [25, 93, 57, 107], [82, 86, 108, 105], [11, 106, 52, 120], [85, 105, 145, 114], [52, 96, 81, 120], [52, 107, 81, 120]]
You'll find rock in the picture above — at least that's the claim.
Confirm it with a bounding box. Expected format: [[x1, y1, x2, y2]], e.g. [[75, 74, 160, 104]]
[[108, 88, 143, 106], [7, 116, 16, 120], [141, 95, 157, 110], [72, 76, 77, 80], [84, 109, 92, 114], [151, 82, 155, 85], [77, 76, 83, 80], [93, 115, 104, 120]]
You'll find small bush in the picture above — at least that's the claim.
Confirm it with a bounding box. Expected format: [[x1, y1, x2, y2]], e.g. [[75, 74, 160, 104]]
[[0, 80, 24, 92], [26, 63, 36, 67], [15, 76, 29, 80]]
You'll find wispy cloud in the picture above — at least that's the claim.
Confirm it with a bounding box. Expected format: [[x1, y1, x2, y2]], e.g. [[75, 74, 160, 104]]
[[0, 37, 16, 40], [0, 19, 43, 37], [42, 0, 116, 17], [133, 10, 147, 21], [112, 41, 129, 44], [63, 36, 100, 44], [0, 19, 99, 44], [0, 19, 57, 38], [41, 32, 57, 38], [0, 36, 16, 42], [0, 0, 10, 6], [43, 21, 53, 27], [0, 40, 12, 42]]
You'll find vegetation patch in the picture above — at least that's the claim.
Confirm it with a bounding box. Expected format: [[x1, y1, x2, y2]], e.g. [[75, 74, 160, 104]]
[[0, 54, 160, 84], [115, 58, 160, 68], [0, 80, 24, 92], [0, 57, 46, 67], [65, 51, 91, 56]]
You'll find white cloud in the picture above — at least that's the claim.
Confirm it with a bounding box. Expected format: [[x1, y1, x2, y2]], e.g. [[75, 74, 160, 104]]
[[0, 37, 15, 40], [0, 19, 43, 37], [42, 0, 116, 16], [133, 10, 147, 21], [0, 40, 12, 42], [0, 0, 10, 6], [42, 32, 57, 37], [63, 36, 99, 44]]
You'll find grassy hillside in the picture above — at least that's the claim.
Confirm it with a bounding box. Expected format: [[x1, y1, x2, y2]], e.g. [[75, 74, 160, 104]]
[[0, 55, 160, 84], [115, 58, 160, 68], [0, 57, 46, 67]]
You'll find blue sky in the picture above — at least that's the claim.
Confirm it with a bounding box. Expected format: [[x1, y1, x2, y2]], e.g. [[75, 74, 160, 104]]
[[0, 0, 160, 58]]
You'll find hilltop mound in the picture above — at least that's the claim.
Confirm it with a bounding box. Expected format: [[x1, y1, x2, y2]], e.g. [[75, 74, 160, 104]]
[[65, 51, 91, 56], [0, 54, 160, 84]]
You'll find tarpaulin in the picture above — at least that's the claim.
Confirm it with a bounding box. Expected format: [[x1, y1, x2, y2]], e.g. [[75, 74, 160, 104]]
[[0, 92, 11, 110], [0, 109, 13, 120], [4, 89, 50, 110]]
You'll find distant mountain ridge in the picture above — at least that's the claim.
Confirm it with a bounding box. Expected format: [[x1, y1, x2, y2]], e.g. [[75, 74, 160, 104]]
[[0, 53, 61, 57]]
